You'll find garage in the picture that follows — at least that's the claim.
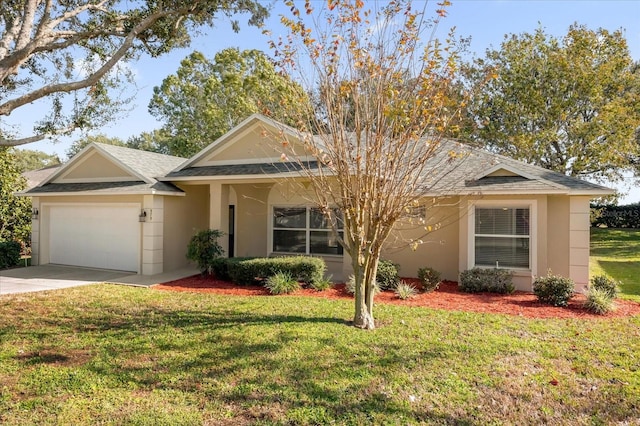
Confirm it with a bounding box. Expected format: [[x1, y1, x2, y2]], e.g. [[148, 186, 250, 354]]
[[48, 204, 140, 272]]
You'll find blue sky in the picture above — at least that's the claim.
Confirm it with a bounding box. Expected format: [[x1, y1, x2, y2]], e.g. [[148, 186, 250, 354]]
[[15, 0, 640, 201]]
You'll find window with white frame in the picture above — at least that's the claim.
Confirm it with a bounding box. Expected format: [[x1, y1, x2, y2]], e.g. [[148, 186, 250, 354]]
[[272, 207, 343, 255], [474, 207, 530, 269]]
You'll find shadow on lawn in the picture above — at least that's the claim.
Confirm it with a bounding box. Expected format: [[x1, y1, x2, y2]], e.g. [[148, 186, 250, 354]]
[[24, 305, 478, 424]]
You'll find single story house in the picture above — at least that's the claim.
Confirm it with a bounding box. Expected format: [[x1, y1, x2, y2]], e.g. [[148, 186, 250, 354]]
[[21, 114, 613, 291]]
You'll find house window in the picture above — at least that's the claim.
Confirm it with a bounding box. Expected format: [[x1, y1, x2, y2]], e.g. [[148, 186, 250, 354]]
[[273, 207, 343, 255], [474, 207, 530, 269]]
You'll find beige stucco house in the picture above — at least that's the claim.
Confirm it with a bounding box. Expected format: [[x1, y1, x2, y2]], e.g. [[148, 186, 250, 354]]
[[22, 114, 613, 292]]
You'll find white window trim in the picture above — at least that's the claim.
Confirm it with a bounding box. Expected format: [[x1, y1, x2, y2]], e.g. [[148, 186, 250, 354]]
[[269, 205, 344, 257], [467, 200, 537, 275]]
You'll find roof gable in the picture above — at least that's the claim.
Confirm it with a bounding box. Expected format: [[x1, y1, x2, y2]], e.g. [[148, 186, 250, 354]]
[[175, 114, 311, 171], [31, 143, 187, 196], [54, 150, 138, 183], [473, 163, 537, 180]]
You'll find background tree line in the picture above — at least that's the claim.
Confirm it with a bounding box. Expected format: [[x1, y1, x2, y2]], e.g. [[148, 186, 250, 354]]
[[11, 25, 640, 182]]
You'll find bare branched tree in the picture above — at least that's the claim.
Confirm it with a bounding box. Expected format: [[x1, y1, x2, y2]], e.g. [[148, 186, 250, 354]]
[[0, 0, 268, 147], [271, 0, 468, 329]]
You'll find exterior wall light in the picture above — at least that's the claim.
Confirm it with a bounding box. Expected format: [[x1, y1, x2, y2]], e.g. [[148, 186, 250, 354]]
[[32, 208, 39, 220], [139, 209, 152, 222]]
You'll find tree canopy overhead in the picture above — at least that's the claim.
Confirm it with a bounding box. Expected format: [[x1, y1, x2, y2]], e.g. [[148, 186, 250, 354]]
[[148, 48, 311, 157], [0, 0, 268, 148], [460, 24, 640, 182]]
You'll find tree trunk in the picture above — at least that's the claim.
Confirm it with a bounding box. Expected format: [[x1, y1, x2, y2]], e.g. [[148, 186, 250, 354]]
[[352, 254, 379, 330]]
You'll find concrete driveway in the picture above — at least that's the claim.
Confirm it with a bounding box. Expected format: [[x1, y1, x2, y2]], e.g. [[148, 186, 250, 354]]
[[0, 265, 131, 295], [0, 264, 200, 295]]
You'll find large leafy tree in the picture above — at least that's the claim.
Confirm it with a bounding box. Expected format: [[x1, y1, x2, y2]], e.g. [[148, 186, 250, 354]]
[[65, 134, 126, 159], [0, 148, 31, 243], [0, 0, 268, 147], [12, 149, 61, 172], [274, 0, 465, 329], [461, 25, 640, 182], [125, 129, 173, 155], [148, 48, 311, 157]]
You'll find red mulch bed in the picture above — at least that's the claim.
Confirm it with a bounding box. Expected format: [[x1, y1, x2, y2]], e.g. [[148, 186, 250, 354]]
[[153, 276, 640, 319]]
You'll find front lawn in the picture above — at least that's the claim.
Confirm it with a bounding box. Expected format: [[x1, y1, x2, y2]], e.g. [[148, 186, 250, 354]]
[[1, 285, 638, 425], [590, 227, 640, 301]]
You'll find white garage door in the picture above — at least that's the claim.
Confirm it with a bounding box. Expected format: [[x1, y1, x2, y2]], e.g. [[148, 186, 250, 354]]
[[49, 205, 140, 272]]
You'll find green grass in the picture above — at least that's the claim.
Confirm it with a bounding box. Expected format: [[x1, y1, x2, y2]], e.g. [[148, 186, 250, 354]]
[[1, 285, 639, 425], [590, 228, 640, 301]]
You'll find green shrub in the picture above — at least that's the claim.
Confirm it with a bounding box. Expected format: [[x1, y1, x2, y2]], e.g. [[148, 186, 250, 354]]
[[310, 275, 333, 291], [395, 281, 418, 300], [533, 273, 575, 307], [583, 287, 615, 315], [345, 275, 380, 295], [186, 229, 225, 274], [225, 256, 326, 286], [417, 267, 441, 293], [589, 275, 620, 299], [264, 272, 300, 295], [376, 260, 400, 291], [210, 257, 231, 280], [459, 268, 515, 294], [0, 240, 21, 269]]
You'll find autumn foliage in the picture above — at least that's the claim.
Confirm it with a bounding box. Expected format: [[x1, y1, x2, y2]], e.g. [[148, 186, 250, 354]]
[[270, 0, 465, 329]]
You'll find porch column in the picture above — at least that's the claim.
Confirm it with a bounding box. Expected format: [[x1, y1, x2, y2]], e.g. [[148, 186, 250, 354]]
[[209, 183, 230, 257], [141, 195, 164, 275], [569, 196, 591, 291]]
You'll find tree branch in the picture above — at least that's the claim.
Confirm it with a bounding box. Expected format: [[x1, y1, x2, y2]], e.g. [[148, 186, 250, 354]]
[[0, 1, 111, 81], [0, 8, 185, 117], [0, 132, 51, 147]]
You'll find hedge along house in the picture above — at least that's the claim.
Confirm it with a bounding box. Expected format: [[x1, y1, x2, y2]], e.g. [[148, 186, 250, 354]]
[[22, 114, 613, 291]]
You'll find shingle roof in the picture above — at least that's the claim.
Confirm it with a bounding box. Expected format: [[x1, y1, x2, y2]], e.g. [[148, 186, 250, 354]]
[[22, 165, 62, 190], [164, 161, 320, 178], [165, 137, 611, 196], [24, 143, 188, 196], [427, 140, 611, 194], [94, 143, 186, 179], [23, 130, 612, 197], [25, 181, 183, 195]]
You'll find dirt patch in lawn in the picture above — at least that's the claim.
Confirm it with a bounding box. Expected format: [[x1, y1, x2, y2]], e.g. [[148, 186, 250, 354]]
[[153, 276, 640, 319]]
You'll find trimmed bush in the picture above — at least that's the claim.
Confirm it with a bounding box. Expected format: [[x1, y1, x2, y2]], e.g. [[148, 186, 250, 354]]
[[376, 260, 400, 291], [459, 268, 515, 294], [186, 229, 225, 274], [590, 275, 620, 299], [345, 275, 380, 295], [224, 256, 326, 286], [0, 240, 21, 269], [583, 287, 615, 315], [395, 281, 418, 300], [417, 267, 441, 293], [264, 272, 300, 295], [533, 273, 575, 307], [210, 257, 231, 280]]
